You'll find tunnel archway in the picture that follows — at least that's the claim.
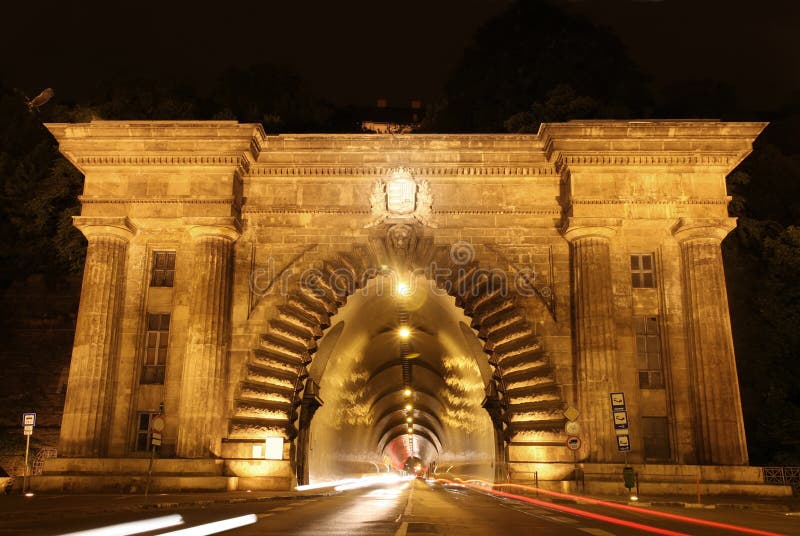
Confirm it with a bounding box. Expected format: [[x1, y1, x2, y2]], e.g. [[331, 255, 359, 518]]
[[231, 234, 567, 485]]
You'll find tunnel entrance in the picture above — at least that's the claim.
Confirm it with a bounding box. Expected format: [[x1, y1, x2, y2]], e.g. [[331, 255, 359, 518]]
[[305, 274, 497, 483]]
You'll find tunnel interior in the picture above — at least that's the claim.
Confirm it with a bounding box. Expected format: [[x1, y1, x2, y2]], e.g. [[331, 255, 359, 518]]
[[305, 273, 496, 482]]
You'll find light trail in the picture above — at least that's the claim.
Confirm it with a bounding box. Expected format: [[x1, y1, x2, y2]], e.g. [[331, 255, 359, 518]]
[[443, 478, 788, 536], [58, 514, 184, 536], [153, 514, 257, 536], [438, 478, 690, 536]]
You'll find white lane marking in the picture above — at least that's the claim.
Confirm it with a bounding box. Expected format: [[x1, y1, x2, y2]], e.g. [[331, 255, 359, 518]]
[[256, 514, 273, 519], [269, 507, 292, 512], [394, 482, 415, 536], [288, 502, 308, 506], [548, 515, 579, 524], [579, 529, 616, 536]]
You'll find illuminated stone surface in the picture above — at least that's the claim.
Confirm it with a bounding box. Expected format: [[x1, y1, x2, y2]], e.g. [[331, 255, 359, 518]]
[[40, 120, 767, 491]]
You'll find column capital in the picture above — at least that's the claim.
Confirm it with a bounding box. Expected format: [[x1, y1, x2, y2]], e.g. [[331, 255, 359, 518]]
[[561, 217, 621, 243], [184, 217, 242, 242], [671, 217, 736, 244], [73, 216, 136, 241]]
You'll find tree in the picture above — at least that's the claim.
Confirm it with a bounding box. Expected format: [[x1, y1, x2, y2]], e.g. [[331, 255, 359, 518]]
[[431, 0, 650, 132]]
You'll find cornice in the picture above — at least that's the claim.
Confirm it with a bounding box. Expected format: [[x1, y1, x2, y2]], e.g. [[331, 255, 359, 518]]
[[247, 166, 558, 177], [74, 154, 251, 171], [79, 196, 238, 205], [241, 206, 560, 216], [571, 198, 729, 206], [553, 153, 737, 170]]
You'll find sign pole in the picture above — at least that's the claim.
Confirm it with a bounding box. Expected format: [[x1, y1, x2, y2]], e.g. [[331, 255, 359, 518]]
[[23, 434, 31, 494], [144, 444, 155, 504]]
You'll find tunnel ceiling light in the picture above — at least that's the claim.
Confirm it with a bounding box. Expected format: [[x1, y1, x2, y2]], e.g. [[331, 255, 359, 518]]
[[398, 327, 411, 339], [397, 282, 411, 296], [406, 416, 412, 423], [403, 388, 412, 397], [405, 403, 413, 411], [407, 428, 413, 434]]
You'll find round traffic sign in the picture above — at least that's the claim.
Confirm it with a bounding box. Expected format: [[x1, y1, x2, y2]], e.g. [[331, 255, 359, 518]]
[[565, 421, 581, 435], [151, 415, 165, 433], [566, 435, 582, 451]]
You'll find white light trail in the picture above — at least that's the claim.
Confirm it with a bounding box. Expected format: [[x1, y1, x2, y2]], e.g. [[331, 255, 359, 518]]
[[153, 514, 257, 536], [58, 514, 184, 536]]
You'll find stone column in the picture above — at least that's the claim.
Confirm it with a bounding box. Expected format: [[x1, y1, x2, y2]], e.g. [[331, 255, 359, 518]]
[[563, 222, 619, 462], [176, 224, 239, 458], [60, 217, 135, 457], [673, 218, 748, 465]]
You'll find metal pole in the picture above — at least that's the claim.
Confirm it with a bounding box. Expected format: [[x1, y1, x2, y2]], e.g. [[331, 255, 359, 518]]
[[23, 434, 31, 494], [144, 445, 156, 504]]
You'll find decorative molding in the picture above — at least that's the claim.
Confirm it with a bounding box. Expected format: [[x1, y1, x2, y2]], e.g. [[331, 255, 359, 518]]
[[74, 154, 251, 171], [79, 196, 238, 205], [248, 166, 557, 177], [570, 198, 729, 206], [554, 153, 736, 169], [241, 206, 561, 216]]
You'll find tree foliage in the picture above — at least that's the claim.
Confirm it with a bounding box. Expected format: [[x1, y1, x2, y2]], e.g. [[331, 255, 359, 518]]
[[431, 0, 649, 132]]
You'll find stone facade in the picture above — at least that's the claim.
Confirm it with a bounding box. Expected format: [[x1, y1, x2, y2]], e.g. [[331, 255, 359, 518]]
[[40, 120, 766, 490]]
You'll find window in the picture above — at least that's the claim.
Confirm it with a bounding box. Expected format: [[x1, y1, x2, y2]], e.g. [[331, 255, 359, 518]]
[[630, 253, 655, 288], [642, 416, 671, 461], [150, 251, 176, 287], [134, 412, 154, 451], [141, 313, 170, 384], [636, 316, 664, 389]]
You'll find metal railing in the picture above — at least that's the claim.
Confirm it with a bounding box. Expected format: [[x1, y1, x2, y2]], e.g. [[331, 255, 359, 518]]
[[764, 467, 800, 491]]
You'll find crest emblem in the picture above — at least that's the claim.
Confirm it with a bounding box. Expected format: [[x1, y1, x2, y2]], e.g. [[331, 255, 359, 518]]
[[367, 168, 435, 228], [385, 169, 416, 215]]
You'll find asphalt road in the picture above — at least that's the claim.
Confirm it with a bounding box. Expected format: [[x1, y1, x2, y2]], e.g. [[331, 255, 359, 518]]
[[1, 479, 797, 535]]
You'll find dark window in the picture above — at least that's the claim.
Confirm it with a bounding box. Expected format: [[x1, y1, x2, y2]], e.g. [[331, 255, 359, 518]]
[[150, 251, 176, 287], [642, 416, 671, 461], [134, 412, 153, 451], [630, 253, 655, 288], [141, 313, 169, 384], [636, 316, 664, 389]]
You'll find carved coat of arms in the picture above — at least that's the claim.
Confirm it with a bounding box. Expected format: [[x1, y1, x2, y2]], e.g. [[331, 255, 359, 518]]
[[367, 168, 435, 227]]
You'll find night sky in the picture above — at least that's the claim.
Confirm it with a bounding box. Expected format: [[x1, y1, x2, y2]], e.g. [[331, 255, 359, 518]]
[[2, 0, 798, 110]]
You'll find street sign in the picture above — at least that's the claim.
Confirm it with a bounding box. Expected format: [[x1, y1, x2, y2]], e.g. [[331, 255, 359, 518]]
[[151, 431, 162, 447], [613, 410, 629, 430], [566, 436, 582, 451], [565, 421, 581, 435], [616, 434, 631, 452], [22, 413, 36, 427], [610, 393, 626, 411], [151, 415, 165, 433], [23, 426, 33, 436], [563, 407, 579, 422]]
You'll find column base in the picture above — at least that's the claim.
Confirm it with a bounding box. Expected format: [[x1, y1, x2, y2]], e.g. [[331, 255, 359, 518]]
[[505, 462, 793, 497], [30, 456, 294, 492]]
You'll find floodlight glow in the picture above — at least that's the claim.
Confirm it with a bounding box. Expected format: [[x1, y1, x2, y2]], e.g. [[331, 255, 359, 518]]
[[398, 327, 411, 339]]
